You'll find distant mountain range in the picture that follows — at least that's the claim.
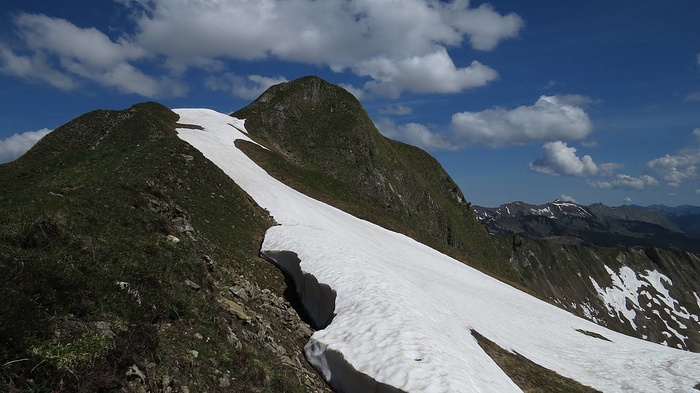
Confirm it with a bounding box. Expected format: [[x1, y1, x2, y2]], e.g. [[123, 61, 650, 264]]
[[473, 200, 700, 252]]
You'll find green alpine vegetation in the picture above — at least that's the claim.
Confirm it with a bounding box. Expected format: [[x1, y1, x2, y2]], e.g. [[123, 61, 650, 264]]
[[0, 102, 330, 392]]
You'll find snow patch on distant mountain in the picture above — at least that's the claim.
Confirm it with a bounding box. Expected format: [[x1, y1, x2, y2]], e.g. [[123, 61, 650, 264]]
[[473, 200, 593, 223], [590, 266, 643, 329], [590, 264, 699, 348]]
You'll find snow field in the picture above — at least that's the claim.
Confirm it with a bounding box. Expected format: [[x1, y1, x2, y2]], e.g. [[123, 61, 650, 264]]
[[175, 108, 700, 393]]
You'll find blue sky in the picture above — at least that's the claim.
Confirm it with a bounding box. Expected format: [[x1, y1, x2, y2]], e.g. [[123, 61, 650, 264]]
[[1, 1, 699, 207]]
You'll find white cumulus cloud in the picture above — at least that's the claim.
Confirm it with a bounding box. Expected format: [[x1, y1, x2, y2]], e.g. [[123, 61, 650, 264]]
[[1, 13, 185, 97], [359, 49, 499, 98], [0, 128, 52, 163], [1, 1, 524, 98], [378, 94, 596, 150], [646, 148, 700, 187], [375, 117, 456, 151], [686, 92, 700, 102], [450, 95, 593, 147], [529, 142, 599, 176], [379, 105, 413, 116], [529, 141, 621, 177], [129, 0, 522, 66], [442, 1, 524, 51], [588, 174, 658, 190], [339, 83, 366, 101], [560, 194, 576, 203], [0, 43, 77, 90], [206, 74, 288, 100]]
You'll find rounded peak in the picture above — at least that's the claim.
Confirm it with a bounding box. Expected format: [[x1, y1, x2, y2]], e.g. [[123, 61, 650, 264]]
[[250, 75, 356, 107]]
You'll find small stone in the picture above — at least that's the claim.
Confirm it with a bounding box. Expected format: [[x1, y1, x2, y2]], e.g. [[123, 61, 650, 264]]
[[126, 364, 146, 382], [194, 332, 203, 340], [221, 298, 251, 321], [274, 344, 287, 356], [297, 324, 314, 338], [184, 279, 201, 290], [226, 327, 242, 349], [166, 234, 180, 243], [229, 286, 250, 303], [218, 377, 231, 388], [188, 350, 199, 359], [172, 217, 194, 234], [281, 356, 296, 368], [94, 321, 115, 338]]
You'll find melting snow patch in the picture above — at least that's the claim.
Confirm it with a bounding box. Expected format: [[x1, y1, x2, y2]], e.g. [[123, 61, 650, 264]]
[[591, 264, 699, 340], [652, 310, 689, 347], [589, 266, 641, 329], [175, 108, 700, 393], [580, 302, 601, 324]]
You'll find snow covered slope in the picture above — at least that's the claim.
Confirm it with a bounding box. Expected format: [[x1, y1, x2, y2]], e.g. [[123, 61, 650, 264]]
[[175, 108, 700, 392]]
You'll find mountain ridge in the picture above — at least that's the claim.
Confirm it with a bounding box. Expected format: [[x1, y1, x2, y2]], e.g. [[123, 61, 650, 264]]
[[473, 199, 700, 252], [0, 102, 331, 392], [1, 76, 699, 392]]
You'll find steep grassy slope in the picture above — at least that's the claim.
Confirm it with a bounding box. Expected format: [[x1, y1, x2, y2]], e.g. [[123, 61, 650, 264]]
[[233, 76, 514, 282], [0, 103, 331, 392]]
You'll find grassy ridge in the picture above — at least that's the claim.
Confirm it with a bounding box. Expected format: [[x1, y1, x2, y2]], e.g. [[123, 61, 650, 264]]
[[0, 103, 327, 392]]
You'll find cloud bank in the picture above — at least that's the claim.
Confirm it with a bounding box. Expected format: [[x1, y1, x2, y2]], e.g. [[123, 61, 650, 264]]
[[379, 105, 413, 116], [588, 175, 658, 191], [560, 194, 576, 203], [450, 95, 593, 147], [206, 74, 289, 100], [380, 95, 594, 150], [646, 148, 700, 187], [0, 0, 524, 98], [375, 117, 456, 151], [0, 128, 52, 163], [529, 141, 615, 177]]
